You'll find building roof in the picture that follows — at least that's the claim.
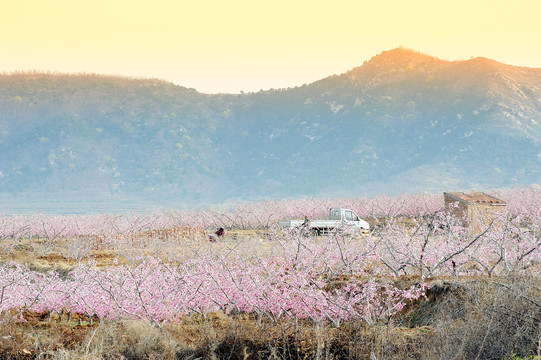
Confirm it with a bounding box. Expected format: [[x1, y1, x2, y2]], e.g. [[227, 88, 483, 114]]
[[444, 192, 506, 205]]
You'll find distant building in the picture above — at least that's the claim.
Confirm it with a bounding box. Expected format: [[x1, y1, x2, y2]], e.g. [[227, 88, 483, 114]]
[[443, 192, 507, 236]]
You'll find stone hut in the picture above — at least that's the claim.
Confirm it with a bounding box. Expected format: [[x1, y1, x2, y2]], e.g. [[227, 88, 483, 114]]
[[443, 192, 507, 236]]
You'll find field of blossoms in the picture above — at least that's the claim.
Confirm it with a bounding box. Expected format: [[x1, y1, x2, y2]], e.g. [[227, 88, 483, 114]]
[[1, 187, 541, 359]]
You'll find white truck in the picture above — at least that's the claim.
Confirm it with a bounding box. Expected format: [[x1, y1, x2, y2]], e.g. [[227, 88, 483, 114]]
[[278, 208, 370, 235]]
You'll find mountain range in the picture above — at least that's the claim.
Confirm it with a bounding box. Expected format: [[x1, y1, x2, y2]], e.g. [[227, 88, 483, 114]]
[[1, 48, 541, 213]]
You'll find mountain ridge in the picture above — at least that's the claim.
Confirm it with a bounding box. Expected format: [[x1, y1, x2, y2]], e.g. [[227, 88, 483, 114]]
[[1, 48, 540, 212]]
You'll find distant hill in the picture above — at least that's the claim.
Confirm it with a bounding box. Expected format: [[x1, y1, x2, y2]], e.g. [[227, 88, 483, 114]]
[[1, 48, 541, 212]]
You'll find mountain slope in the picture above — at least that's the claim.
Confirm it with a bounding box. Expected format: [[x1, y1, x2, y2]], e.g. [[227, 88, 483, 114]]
[[217, 48, 541, 197], [1, 49, 541, 211]]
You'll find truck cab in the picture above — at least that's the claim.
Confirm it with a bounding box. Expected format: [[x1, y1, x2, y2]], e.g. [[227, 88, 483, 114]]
[[329, 208, 360, 221]]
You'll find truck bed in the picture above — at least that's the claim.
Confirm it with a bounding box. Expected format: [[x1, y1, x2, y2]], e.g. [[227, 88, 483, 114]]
[[278, 219, 341, 228], [278, 219, 305, 227]]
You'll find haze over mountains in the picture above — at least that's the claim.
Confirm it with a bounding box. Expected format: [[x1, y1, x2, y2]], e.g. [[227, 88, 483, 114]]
[[1, 48, 541, 213]]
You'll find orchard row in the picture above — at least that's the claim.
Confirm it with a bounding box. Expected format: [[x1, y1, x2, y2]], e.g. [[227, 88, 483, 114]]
[[1, 186, 540, 238]]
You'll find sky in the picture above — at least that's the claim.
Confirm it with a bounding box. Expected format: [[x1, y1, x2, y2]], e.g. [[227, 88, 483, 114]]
[[1, 0, 540, 94]]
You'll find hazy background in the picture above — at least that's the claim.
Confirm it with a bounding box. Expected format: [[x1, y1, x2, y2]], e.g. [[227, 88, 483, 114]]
[[2, 1, 541, 214], [1, 0, 540, 94]]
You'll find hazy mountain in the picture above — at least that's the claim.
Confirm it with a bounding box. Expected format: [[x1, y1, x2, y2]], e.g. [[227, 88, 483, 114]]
[[1, 48, 541, 212]]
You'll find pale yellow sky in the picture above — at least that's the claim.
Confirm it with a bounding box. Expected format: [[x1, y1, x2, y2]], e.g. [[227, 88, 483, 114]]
[[1, 0, 540, 93]]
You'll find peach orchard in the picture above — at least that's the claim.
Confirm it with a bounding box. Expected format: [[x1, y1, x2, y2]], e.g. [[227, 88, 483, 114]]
[[1, 186, 540, 327]]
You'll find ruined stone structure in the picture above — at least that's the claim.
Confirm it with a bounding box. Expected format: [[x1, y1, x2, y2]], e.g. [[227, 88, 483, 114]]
[[443, 192, 507, 236]]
